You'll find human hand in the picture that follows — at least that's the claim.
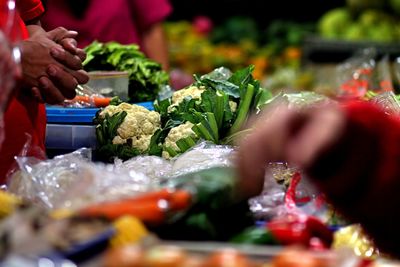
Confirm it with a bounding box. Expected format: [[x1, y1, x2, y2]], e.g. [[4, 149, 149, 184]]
[[236, 103, 346, 198], [20, 26, 88, 104]]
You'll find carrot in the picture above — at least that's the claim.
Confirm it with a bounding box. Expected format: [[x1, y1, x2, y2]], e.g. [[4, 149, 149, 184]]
[[169, 190, 192, 211], [93, 97, 111, 107], [81, 200, 166, 224], [72, 95, 112, 107]]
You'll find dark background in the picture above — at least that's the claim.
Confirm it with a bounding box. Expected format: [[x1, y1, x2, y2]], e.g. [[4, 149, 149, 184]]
[[168, 0, 346, 25]]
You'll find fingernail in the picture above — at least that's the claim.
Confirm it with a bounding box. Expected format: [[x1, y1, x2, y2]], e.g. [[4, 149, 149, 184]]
[[47, 66, 57, 76]]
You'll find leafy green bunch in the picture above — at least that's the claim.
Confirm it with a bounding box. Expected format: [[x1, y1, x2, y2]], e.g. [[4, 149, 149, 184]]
[[84, 41, 169, 102], [150, 65, 272, 157]]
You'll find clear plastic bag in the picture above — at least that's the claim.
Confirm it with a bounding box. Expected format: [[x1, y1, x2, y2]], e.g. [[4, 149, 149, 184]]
[[114, 156, 173, 181], [336, 48, 396, 98], [249, 163, 322, 220], [370, 91, 400, 115], [169, 141, 235, 177], [8, 148, 157, 210], [200, 67, 232, 81], [63, 84, 109, 108]]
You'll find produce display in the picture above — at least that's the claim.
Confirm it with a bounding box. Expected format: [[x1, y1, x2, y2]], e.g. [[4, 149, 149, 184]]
[[94, 65, 272, 161], [7, 4, 400, 266], [83, 41, 169, 102], [318, 0, 400, 42]]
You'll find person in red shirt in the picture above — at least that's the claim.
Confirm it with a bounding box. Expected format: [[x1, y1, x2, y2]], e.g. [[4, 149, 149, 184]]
[[0, 0, 89, 182], [237, 100, 400, 257], [41, 0, 172, 69]]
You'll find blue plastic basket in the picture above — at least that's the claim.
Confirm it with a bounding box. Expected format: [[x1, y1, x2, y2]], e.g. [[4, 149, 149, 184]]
[[46, 101, 154, 124]]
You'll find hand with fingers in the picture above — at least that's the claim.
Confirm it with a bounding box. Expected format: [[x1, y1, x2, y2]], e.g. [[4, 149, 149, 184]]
[[236, 103, 346, 198], [20, 26, 89, 104]]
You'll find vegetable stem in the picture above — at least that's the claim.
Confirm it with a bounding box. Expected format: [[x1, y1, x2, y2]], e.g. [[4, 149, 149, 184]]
[[228, 84, 255, 136]]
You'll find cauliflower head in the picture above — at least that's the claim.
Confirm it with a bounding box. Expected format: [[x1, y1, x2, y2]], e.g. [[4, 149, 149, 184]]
[[101, 103, 161, 152], [168, 86, 205, 112], [162, 121, 196, 159]]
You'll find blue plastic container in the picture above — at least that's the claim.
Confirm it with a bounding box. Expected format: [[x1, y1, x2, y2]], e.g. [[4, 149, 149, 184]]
[[46, 101, 154, 124]]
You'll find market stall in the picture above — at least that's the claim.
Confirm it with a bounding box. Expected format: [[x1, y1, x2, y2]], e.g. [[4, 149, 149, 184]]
[[2, 0, 400, 266]]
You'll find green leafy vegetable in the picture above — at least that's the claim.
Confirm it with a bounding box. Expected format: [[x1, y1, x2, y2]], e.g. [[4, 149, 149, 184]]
[[84, 41, 169, 102]]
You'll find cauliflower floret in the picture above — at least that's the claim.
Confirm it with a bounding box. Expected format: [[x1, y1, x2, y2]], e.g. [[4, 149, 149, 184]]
[[131, 135, 152, 153], [112, 136, 127, 145], [168, 86, 205, 112], [162, 121, 196, 159], [229, 101, 237, 112], [101, 103, 161, 153]]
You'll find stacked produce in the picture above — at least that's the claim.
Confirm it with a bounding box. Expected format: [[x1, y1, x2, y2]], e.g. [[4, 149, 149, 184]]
[[94, 65, 272, 162], [83, 41, 169, 102], [166, 17, 312, 88], [318, 0, 400, 42]]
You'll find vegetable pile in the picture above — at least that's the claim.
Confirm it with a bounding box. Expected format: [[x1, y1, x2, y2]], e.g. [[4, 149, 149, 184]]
[[94, 65, 272, 162], [83, 41, 169, 102]]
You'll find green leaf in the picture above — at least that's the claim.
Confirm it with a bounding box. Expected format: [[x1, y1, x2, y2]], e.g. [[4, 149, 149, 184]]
[[228, 65, 255, 88]]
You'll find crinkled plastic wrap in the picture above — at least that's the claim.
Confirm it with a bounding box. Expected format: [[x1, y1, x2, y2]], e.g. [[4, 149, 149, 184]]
[[63, 84, 108, 108], [264, 91, 331, 111], [8, 148, 157, 210], [333, 224, 379, 259], [114, 156, 172, 181], [200, 67, 232, 81], [370, 91, 400, 116], [336, 48, 395, 98], [249, 163, 320, 220], [169, 141, 235, 177], [114, 142, 235, 180]]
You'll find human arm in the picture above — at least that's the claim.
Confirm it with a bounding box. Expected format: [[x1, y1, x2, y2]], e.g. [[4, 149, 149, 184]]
[[236, 101, 400, 257], [141, 22, 169, 70]]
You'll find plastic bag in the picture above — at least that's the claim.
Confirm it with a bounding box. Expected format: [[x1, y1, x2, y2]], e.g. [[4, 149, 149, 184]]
[[370, 91, 400, 116], [8, 148, 157, 210], [336, 48, 395, 98], [114, 156, 172, 181], [169, 141, 235, 177], [249, 163, 320, 220], [333, 224, 379, 259], [63, 84, 111, 108]]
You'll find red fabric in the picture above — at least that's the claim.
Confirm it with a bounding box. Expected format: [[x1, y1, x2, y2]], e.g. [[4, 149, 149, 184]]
[[0, 0, 46, 183], [308, 101, 400, 257], [16, 0, 44, 22], [41, 0, 172, 48]]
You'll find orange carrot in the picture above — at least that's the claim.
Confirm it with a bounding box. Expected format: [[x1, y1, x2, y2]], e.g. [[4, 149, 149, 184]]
[[72, 95, 112, 107], [169, 190, 192, 211], [81, 200, 166, 223]]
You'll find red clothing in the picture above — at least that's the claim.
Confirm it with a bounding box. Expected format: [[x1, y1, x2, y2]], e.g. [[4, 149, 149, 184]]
[[41, 0, 172, 48], [0, 0, 46, 183], [307, 101, 400, 257]]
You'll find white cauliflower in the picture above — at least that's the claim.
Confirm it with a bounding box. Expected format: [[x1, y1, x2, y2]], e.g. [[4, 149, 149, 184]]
[[162, 121, 197, 159], [229, 101, 237, 112], [101, 103, 161, 153], [168, 86, 205, 112]]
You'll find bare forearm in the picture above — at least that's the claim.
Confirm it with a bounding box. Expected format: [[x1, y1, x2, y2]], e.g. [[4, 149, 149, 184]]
[[142, 23, 169, 70]]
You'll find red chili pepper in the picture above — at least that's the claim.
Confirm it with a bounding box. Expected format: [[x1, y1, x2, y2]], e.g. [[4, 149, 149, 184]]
[[267, 214, 333, 249], [267, 172, 333, 249]]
